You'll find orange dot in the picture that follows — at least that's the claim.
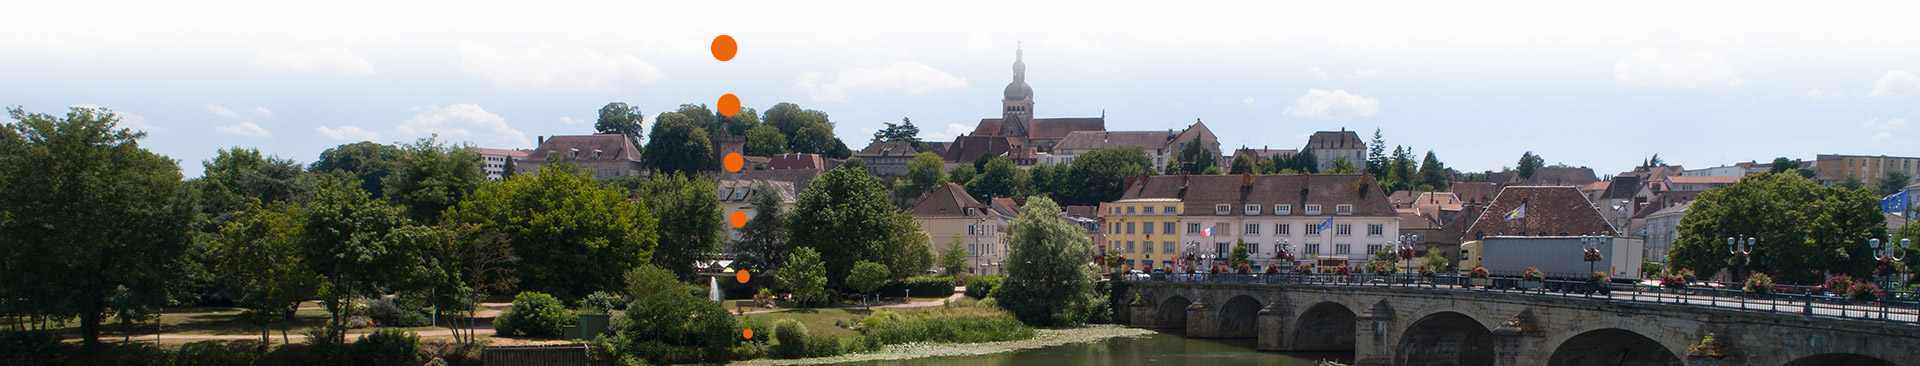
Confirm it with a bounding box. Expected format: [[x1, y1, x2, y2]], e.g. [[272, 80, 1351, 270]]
[[711, 35, 737, 61], [718, 94, 741, 117], [730, 210, 748, 228], [724, 152, 744, 173], [742, 328, 754, 339], [736, 270, 751, 284]]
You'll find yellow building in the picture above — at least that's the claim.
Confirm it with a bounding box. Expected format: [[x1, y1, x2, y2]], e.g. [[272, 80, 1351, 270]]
[[1100, 198, 1183, 271]]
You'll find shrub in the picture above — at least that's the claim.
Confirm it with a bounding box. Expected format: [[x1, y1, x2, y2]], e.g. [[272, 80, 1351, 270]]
[[625, 264, 685, 301], [794, 289, 838, 308], [1661, 274, 1687, 289], [802, 334, 844, 358], [1522, 267, 1545, 281], [1469, 266, 1489, 278], [420, 341, 484, 366], [366, 296, 431, 327], [1825, 275, 1853, 295], [880, 276, 957, 297], [581, 291, 630, 313], [0, 331, 60, 366], [739, 316, 773, 345], [965, 275, 1003, 299], [617, 290, 739, 363], [860, 309, 904, 330], [1743, 273, 1774, 294], [773, 319, 808, 359], [350, 329, 422, 366], [858, 314, 1036, 345], [1851, 280, 1882, 302], [494, 291, 577, 338], [115, 341, 258, 366], [1589, 272, 1610, 283]]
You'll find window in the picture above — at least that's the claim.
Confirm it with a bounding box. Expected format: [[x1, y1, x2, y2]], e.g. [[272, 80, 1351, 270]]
[[1164, 222, 1176, 234], [1126, 222, 1136, 234], [1275, 204, 1291, 215], [969, 243, 979, 256], [1306, 223, 1322, 235], [1368, 223, 1384, 236], [1276, 223, 1291, 235], [1245, 223, 1260, 235], [1336, 204, 1354, 215], [1143, 206, 1154, 214], [1144, 242, 1154, 254], [1110, 206, 1117, 215], [1127, 206, 1136, 215], [1110, 224, 1118, 234], [1215, 204, 1231, 215], [1305, 204, 1323, 215], [1306, 243, 1321, 255], [1164, 241, 1175, 254], [1126, 241, 1135, 253], [1336, 224, 1353, 236], [1187, 223, 1202, 234], [1164, 206, 1177, 214], [968, 224, 976, 236], [1245, 204, 1260, 215], [1335, 244, 1351, 255], [1367, 244, 1382, 255]]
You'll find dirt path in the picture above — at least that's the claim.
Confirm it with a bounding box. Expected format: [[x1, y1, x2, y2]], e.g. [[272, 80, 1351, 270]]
[[736, 288, 969, 314]]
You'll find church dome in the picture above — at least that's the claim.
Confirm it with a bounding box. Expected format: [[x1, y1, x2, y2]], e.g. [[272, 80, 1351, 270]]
[[1003, 47, 1031, 100]]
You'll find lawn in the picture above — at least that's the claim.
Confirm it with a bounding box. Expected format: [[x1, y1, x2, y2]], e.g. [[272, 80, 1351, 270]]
[[736, 299, 1008, 340]]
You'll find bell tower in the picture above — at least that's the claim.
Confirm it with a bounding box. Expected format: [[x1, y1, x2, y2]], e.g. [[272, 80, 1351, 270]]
[[1000, 43, 1034, 137]]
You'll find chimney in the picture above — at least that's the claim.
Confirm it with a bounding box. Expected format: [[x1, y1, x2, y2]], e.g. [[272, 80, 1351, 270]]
[[538, 136, 545, 145], [1242, 173, 1253, 187]]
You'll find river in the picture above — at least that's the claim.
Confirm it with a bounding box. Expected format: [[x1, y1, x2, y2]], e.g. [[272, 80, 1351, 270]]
[[824, 332, 1354, 366]]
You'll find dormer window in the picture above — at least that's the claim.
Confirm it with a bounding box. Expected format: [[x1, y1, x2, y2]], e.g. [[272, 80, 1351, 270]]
[[1214, 204, 1231, 215], [1274, 204, 1291, 215], [1305, 204, 1322, 215], [1336, 204, 1354, 215], [1244, 204, 1260, 215]]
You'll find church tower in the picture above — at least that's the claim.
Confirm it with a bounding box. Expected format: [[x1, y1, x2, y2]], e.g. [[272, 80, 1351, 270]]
[[999, 44, 1034, 137]]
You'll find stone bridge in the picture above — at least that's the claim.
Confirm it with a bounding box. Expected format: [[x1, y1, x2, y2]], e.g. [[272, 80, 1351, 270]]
[[1128, 281, 1920, 366]]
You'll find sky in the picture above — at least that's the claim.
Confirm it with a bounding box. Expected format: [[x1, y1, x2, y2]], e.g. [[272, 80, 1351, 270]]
[[4, 1, 1919, 178]]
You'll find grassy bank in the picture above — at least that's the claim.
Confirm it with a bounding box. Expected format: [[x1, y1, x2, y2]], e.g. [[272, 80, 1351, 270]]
[[727, 324, 1155, 366]]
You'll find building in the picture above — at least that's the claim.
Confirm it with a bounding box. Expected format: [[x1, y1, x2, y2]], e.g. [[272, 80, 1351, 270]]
[[766, 153, 828, 171], [943, 46, 1106, 164], [1641, 201, 1690, 263], [1462, 186, 1618, 240], [851, 141, 918, 176], [1484, 167, 1600, 187], [715, 169, 824, 242], [1113, 174, 1399, 270], [1663, 175, 1741, 192], [517, 134, 644, 179], [1100, 198, 1184, 271], [475, 148, 529, 181], [1679, 165, 1747, 177], [1815, 154, 1920, 188], [912, 183, 1016, 275], [1063, 205, 1104, 256], [1303, 130, 1366, 172], [1046, 120, 1219, 170], [709, 134, 746, 171]]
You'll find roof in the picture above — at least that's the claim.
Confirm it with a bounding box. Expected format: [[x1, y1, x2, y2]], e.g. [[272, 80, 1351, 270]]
[[717, 179, 797, 204], [1665, 175, 1742, 185], [942, 135, 1024, 162], [1399, 212, 1440, 230], [1055, 131, 1174, 151], [969, 118, 1006, 136], [912, 183, 989, 217], [990, 198, 1022, 216], [1235, 148, 1297, 160], [854, 141, 919, 158], [524, 134, 640, 162], [1304, 130, 1365, 150], [1464, 186, 1617, 238], [1451, 182, 1498, 204], [1388, 190, 1427, 208], [1579, 180, 1610, 193], [1412, 192, 1463, 215], [1601, 176, 1641, 199], [713, 169, 823, 196], [475, 148, 530, 158], [1646, 201, 1691, 219], [1524, 167, 1599, 186], [1063, 205, 1100, 219], [1029, 118, 1106, 140], [767, 154, 828, 170], [1117, 174, 1396, 217]]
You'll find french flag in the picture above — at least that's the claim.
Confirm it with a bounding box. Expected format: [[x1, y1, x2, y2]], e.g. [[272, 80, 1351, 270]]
[[1201, 226, 1213, 237]]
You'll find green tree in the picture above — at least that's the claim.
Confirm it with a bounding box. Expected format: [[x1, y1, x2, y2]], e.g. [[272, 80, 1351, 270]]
[[197, 147, 314, 223], [211, 201, 319, 345], [786, 164, 932, 288], [624, 263, 684, 300], [384, 136, 485, 223], [938, 238, 969, 277], [445, 166, 659, 300], [967, 155, 1024, 201], [1059, 147, 1154, 206], [792, 124, 836, 156], [429, 224, 518, 344], [644, 113, 714, 175], [1022, 163, 1060, 199], [1229, 239, 1252, 268], [994, 197, 1096, 326], [1417, 150, 1449, 191], [0, 107, 197, 348], [903, 152, 948, 198], [1669, 173, 1886, 284], [1228, 152, 1255, 174], [948, 164, 977, 186], [636, 173, 724, 281], [871, 117, 927, 151], [1177, 142, 1214, 174], [310, 141, 403, 198], [1878, 170, 1912, 196], [777, 247, 827, 307], [744, 124, 788, 156], [597, 102, 645, 151], [1367, 128, 1388, 177], [1329, 156, 1357, 174], [848, 261, 889, 307], [1291, 149, 1321, 174], [1516, 151, 1545, 179], [730, 182, 788, 273], [299, 177, 433, 342]]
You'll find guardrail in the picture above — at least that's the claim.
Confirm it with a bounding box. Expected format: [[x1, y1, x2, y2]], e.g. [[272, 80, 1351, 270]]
[[1128, 272, 1920, 324]]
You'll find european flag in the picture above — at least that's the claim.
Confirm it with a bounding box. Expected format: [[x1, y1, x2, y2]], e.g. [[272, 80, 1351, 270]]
[[1882, 190, 1910, 213], [1317, 217, 1334, 233], [1503, 204, 1527, 221]]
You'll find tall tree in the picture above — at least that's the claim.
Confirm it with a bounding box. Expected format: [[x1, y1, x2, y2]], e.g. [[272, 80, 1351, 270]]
[[1516, 151, 1545, 179], [310, 141, 403, 198], [1417, 150, 1450, 191], [938, 238, 969, 277], [1367, 128, 1388, 177], [445, 166, 659, 300], [597, 102, 646, 151], [198, 147, 314, 220], [948, 164, 977, 187], [1329, 156, 1358, 174], [643, 112, 715, 175], [776, 247, 827, 307], [967, 155, 1024, 201], [1228, 152, 1256, 174], [743, 124, 787, 156], [791, 124, 836, 156], [1769, 157, 1797, 175], [730, 182, 788, 273], [903, 152, 948, 198], [385, 136, 485, 224], [1060, 147, 1154, 206], [786, 164, 933, 288], [299, 176, 433, 342], [0, 107, 197, 348], [210, 201, 318, 345], [994, 197, 1096, 326], [1177, 142, 1215, 174], [1022, 163, 1060, 199], [1878, 170, 1912, 196], [637, 173, 725, 281], [1291, 149, 1321, 174], [871, 117, 927, 151], [1669, 173, 1886, 284]]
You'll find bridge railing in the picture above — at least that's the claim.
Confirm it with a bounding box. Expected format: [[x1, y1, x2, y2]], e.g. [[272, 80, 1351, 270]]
[[1129, 272, 1920, 325]]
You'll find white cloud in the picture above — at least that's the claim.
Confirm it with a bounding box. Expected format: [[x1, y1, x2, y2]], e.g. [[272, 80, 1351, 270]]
[[247, 106, 273, 118], [1862, 117, 1910, 130], [1868, 70, 1919, 97], [1310, 67, 1329, 79], [558, 116, 587, 125], [966, 29, 994, 51], [396, 104, 530, 147], [314, 125, 381, 141], [1355, 69, 1380, 77], [1043, 33, 1094, 51], [253, 46, 376, 77], [1243, 97, 1256, 106], [1613, 49, 1744, 88], [215, 122, 271, 138], [926, 123, 974, 140], [1871, 132, 1913, 148], [794, 62, 968, 102], [458, 42, 663, 93], [72, 104, 160, 132], [1284, 89, 1381, 119], [204, 103, 241, 119]]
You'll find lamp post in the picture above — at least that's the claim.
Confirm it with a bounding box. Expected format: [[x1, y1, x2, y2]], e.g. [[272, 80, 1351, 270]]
[[1870, 238, 1910, 289], [1396, 234, 1419, 270], [1727, 236, 1758, 283], [1580, 235, 1603, 279]]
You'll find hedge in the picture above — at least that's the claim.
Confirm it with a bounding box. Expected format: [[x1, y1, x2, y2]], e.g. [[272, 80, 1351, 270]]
[[964, 275, 1003, 299], [878, 276, 955, 297]]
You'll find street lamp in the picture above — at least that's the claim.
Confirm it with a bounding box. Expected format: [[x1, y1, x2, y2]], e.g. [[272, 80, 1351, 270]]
[[1870, 238, 1910, 289], [1727, 236, 1758, 282], [1581, 235, 1605, 278], [1396, 234, 1419, 269]]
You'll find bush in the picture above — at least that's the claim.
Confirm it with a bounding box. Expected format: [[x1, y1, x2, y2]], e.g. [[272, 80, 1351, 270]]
[[794, 289, 838, 308], [420, 341, 484, 366], [366, 296, 431, 327], [494, 291, 578, 338], [879, 276, 956, 297], [1743, 273, 1774, 294], [115, 341, 258, 366], [803, 334, 844, 358], [965, 275, 1003, 299], [350, 329, 422, 366], [1825, 275, 1854, 295], [617, 290, 740, 363], [581, 291, 630, 313], [773, 319, 809, 359], [1851, 280, 1882, 301], [858, 314, 1036, 345], [739, 316, 773, 345], [0, 331, 60, 366], [860, 310, 904, 331], [625, 264, 685, 301]]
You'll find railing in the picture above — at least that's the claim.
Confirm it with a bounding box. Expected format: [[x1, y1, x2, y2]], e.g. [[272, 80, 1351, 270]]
[[1129, 272, 1920, 324]]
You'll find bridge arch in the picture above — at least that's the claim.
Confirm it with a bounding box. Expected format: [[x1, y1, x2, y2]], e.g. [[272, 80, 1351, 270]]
[[1393, 311, 1494, 366], [1782, 353, 1897, 366], [1154, 295, 1193, 332], [1545, 328, 1681, 366], [1215, 295, 1263, 338], [1291, 301, 1357, 351]]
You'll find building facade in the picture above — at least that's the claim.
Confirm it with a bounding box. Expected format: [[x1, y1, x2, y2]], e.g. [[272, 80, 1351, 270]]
[[912, 183, 1014, 275], [1641, 201, 1688, 264], [475, 148, 529, 181], [1111, 174, 1400, 271], [1303, 130, 1366, 172], [1816, 154, 1920, 187], [1048, 120, 1220, 171], [517, 134, 644, 179], [852, 141, 918, 176]]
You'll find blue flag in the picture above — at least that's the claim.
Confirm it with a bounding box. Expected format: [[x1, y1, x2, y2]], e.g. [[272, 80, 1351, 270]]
[[1882, 190, 1910, 213], [1317, 217, 1333, 233]]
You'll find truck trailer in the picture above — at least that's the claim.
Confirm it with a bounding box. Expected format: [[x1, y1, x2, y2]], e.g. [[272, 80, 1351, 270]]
[[1459, 236, 1644, 282]]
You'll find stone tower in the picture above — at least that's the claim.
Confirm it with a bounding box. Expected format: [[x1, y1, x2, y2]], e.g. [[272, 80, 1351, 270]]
[[1000, 44, 1034, 137]]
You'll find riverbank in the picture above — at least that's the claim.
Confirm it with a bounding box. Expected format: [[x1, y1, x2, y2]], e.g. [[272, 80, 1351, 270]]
[[728, 324, 1157, 366]]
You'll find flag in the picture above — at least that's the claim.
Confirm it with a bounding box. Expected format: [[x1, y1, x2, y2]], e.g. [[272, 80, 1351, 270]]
[[1882, 190, 1909, 213], [1316, 217, 1333, 233], [1503, 204, 1526, 221], [1201, 226, 1213, 237]]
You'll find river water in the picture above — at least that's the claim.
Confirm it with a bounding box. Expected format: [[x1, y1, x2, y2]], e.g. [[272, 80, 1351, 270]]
[[825, 332, 1354, 366]]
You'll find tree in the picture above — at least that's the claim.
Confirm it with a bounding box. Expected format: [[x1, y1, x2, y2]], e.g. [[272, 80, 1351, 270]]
[[299, 176, 433, 342], [597, 102, 645, 151], [0, 107, 197, 348], [967, 155, 1024, 201], [1770, 157, 1797, 174], [636, 173, 724, 281], [1228, 153, 1255, 174], [776, 247, 827, 307], [786, 164, 932, 288], [1669, 173, 1885, 284], [1878, 170, 1912, 196], [1329, 156, 1357, 174], [1367, 128, 1388, 177], [1292, 149, 1321, 174], [948, 164, 977, 186], [1417, 151, 1449, 191], [994, 196, 1096, 326], [848, 261, 889, 307], [1059, 147, 1154, 206], [623, 264, 683, 301], [310, 141, 403, 198], [1645, 153, 1668, 167], [1177, 142, 1214, 174], [1516, 151, 1545, 179], [1229, 239, 1252, 268], [643, 112, 714, 175], [730, 181, 789, 273], [938, 238, 969, 277], [903, 152, 948, 198], [385, 136, 485, 224], [1022, 163, 1060, 199], [744, 124, 787, 156], [197, 147, 314, 224], [210, 201, 318, 345], [792, 124, 836, 156], [431, 224, 518, 344], [829, 138, 852, 159], [445, 166, 659, 300], [871, 117, 927, 151]]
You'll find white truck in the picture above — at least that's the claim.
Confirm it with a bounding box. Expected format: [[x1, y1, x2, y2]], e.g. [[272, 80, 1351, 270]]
[[1459, 236, 1644, 282]]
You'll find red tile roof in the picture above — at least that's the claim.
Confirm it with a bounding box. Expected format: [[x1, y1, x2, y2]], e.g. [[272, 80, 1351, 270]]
[[1464, 186, 1616, 238]]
